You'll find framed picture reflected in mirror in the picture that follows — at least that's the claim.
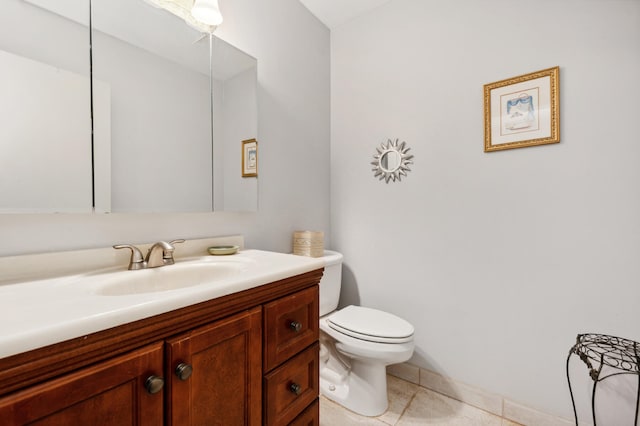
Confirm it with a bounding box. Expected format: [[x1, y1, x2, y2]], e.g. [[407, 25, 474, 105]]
[[242, 138, 257, 177]]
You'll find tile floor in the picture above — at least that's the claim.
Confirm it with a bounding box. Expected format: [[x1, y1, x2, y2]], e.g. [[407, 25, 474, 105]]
[[320, 375, 523, 425]]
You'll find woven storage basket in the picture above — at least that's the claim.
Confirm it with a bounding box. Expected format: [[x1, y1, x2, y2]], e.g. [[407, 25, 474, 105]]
[[292, 231, 324, 257]]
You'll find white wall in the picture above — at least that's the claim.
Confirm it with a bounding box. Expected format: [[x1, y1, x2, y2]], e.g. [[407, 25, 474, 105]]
[[0, 0, 330, 256], [331, 0, 640, 421]]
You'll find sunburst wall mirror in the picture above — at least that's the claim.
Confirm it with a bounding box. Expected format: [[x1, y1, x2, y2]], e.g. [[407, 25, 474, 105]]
[[371, 138, 414, 183]]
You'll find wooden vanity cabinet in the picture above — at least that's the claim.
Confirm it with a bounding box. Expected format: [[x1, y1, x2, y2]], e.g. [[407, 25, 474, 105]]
[[0, 342, 165, 425], [288, 399, 320, 426], [263, 287, 320, 425], [0, 269, 322, 426], [165, 307, 262, 425]]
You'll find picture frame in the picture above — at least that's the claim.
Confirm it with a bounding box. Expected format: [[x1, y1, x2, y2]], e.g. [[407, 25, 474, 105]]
[[484, 66, 560, 152], [241, 138, 258, 177]]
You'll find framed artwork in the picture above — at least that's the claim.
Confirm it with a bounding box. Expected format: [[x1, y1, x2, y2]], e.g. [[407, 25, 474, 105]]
[[484, 66, 560, 152], [242, 138, 257, 177]]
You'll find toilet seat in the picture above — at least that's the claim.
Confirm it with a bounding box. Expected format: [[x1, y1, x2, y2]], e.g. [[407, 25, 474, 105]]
[[327, 305, 414, 344]]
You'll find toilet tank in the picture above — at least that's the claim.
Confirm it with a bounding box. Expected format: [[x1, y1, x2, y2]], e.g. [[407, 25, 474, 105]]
[[319, 250, 343, 316]]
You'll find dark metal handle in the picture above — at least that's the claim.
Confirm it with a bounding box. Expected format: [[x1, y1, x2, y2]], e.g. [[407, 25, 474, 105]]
[[289, 320, 302, 332], [289, 382, 302, 395], [175, 363, 193, 381], [145, 375, 165, 394]]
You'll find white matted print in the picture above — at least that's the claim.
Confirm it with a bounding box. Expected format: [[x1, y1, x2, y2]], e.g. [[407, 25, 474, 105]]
[[484, 67, 559, 152]]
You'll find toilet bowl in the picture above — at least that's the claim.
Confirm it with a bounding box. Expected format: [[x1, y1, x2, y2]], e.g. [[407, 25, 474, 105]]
[[318, 251, 415, 417]]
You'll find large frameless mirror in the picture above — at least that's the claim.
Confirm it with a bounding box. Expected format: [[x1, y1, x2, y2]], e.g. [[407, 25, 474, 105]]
[[0, 0, 92, 212], [0, 0, 258, 213], [91, 0, 258, 212], [91, 0, 214, 212]]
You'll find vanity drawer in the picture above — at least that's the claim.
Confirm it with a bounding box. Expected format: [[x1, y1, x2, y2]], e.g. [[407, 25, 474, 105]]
[[264, 343, 319, 426], [263, 286, 319, 371], [289, 398, 319, 426]]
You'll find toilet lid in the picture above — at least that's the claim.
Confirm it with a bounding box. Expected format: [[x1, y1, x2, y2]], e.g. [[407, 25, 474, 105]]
[[327, 305, 414, 344]]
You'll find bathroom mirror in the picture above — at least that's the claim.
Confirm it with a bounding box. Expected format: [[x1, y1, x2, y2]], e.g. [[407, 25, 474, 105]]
[[0, 0, 92, 212], [92, 0, 214, 212], [0, 0, 258, 213], [92, 0, 258, 212], [371, 139, 414, 183]]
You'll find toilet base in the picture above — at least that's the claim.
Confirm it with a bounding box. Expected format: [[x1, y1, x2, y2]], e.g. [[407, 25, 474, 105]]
[[320, 358, 389, 417], [320, 344, 389, 417]]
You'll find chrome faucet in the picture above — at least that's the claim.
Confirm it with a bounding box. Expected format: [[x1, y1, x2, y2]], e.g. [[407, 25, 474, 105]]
[[162, 239, 185, 265], [145, 241, 173, 268], [114, 239, 185, 270], [113, 244, 146, 270]]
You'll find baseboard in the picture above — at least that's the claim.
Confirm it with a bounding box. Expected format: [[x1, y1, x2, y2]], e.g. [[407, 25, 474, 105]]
[[387, 363, 574, 426]]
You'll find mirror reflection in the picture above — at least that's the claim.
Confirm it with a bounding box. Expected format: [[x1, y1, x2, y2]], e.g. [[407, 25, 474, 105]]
[[380, 151, 401, 172], [0, 0, 92, 212], [92, 0, 213, 212], [0, 0, 258, 213], [93, 0, 258, 212]]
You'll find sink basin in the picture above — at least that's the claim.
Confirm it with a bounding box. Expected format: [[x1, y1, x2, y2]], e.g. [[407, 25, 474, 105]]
[[96, 260, 249, 296]]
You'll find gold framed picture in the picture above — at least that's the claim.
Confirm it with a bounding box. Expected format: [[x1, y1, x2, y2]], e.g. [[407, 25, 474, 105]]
[[484, 66, 560, 152], [242, 138, 257, 177]]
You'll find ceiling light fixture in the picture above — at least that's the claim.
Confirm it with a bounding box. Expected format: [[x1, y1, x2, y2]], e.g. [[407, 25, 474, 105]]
[[191, 0, 223, 26]]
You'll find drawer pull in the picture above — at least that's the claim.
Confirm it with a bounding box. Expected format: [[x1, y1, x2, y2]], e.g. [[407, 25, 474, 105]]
[[289, 320, 302, 332], [145, 375, 165, 394], [175, 363, 193, 381], [289, 382, 302, 395]]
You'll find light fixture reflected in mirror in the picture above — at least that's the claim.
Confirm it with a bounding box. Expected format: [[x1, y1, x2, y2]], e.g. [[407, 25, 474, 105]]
[[191, 0, 223, 26], [371, 138, 414, 183]]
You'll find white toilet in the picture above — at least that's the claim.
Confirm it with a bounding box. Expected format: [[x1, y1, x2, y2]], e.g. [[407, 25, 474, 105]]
[[319, 250, 415, 417]]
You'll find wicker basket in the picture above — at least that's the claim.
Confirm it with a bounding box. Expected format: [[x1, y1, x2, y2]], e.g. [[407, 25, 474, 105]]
[[292, 231, 324, 257]]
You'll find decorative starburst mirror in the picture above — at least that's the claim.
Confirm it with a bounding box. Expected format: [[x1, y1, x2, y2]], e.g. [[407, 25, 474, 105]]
[[371, 139, 414, 183]]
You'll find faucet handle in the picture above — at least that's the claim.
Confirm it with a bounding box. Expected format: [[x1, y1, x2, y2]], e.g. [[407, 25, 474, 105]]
[[113, 244, 146, 270], [163, 239, 185, 265]]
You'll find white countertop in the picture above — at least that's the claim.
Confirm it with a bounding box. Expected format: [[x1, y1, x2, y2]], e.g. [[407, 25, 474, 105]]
[[0, 247, 324, 359]]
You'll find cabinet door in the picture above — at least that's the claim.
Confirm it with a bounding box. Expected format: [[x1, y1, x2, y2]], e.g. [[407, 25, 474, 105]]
[[0, 342, 164, 426], [166, 307, 262, 426]]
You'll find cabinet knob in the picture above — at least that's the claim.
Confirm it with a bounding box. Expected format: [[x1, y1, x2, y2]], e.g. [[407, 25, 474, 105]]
[[175, 363, 193, 381], [289, 382, 302, 395], [289, 320, 302, 332], [145, 375, 165, 394]]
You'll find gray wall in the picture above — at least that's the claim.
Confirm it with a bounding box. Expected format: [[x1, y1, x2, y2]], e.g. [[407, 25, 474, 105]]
[[330, 0, 640, 420], [0, 0, 330, 256]]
